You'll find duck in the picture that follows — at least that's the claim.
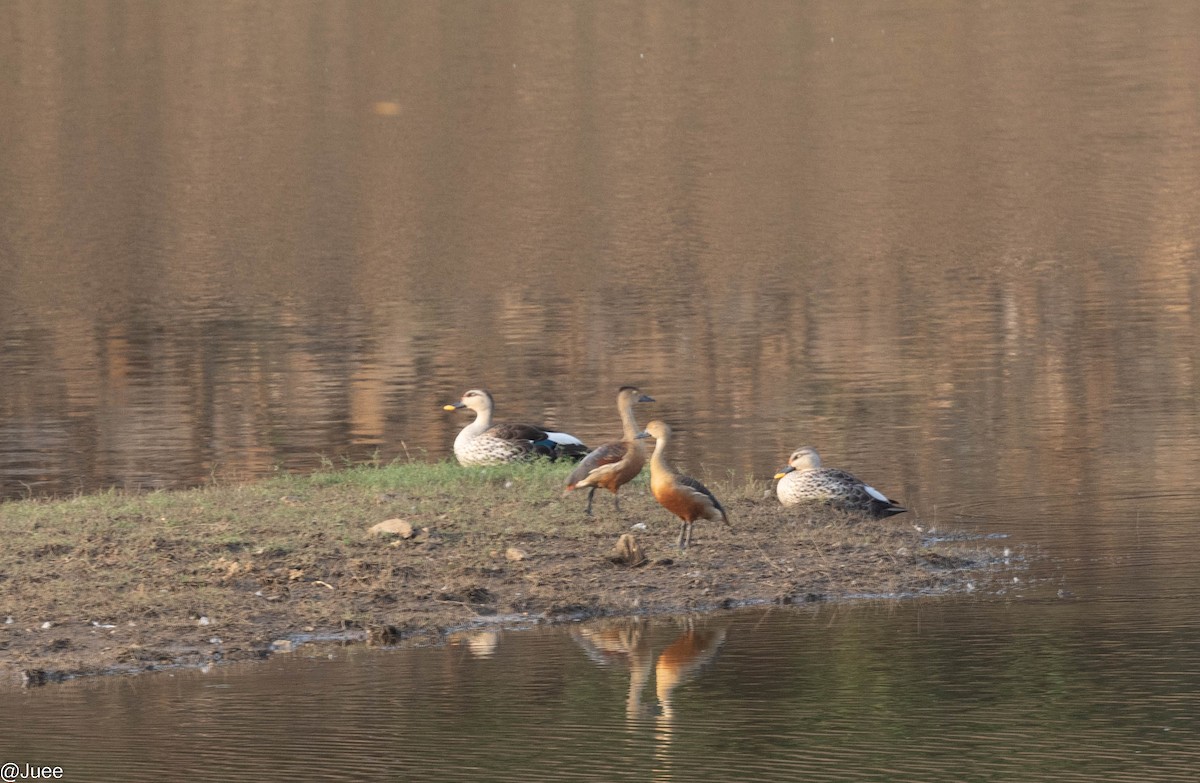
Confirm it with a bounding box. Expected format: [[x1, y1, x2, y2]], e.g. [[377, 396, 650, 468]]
[[563, 386, 656, 516], [637, 420, 729, 550], [443, 388, 588, 466], [773, 446, 907, 517]]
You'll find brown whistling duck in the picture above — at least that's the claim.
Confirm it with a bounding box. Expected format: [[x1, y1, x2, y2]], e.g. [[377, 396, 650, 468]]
[[563, 386, 655, 516], [443, 388, 587, 466], [637, 420, 729, 550]]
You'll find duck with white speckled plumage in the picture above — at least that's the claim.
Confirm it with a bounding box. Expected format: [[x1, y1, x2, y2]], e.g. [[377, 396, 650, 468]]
[[443, 388, 588, 466], [773, 446, 906, 518]]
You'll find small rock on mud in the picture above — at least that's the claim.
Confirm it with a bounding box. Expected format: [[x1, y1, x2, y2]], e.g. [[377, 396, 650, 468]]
[[21, 669, 48, 687], [367, 625, 401, 646], [608, 534, 648, 567], [369, 518, 415, 539]]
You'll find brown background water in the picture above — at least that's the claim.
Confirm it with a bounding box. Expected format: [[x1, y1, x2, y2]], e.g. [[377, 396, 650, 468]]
[[2, 1, 1200, 780]]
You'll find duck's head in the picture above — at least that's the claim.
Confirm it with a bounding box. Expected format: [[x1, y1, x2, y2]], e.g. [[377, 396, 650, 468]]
[[443, 388, 494, 414], [636, 419, 671, 441], [618, 385, 655, 405], [774, 446, 821, 479]]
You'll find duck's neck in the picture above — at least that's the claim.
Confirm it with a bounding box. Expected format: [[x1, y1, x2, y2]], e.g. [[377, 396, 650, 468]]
[[619, 398, 641, 441], [649, 435, 674, 477], [459, 404, 493, 440]]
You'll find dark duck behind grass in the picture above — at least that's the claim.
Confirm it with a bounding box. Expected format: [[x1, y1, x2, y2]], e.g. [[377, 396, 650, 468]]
[[443, 388, 588, 466], [563, 386, 655, 516], [638, 420, 730, 551], [773, 446, 907, 518]]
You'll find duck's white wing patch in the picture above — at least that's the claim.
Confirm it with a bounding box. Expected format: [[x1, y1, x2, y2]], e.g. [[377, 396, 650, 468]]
[[863, 484, 889, 503], [545, 431, 584, 446]]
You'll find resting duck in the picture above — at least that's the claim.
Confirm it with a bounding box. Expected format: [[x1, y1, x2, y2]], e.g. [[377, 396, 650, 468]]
[[564, 386, 655, 516], [443, 388, 588, 466], [637, 420, 729, 550], [774, 446, 907, 518]]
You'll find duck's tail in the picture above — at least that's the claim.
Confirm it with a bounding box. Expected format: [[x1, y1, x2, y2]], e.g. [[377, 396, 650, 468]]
[[538, 431, 589, 461]]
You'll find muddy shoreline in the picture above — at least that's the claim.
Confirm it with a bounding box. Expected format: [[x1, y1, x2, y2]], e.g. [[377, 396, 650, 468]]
[[1, 462, 1009, 686]]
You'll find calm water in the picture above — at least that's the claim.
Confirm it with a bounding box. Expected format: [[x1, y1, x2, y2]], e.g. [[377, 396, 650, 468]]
[[3, 0, 1200, 780], [3, 601, 1199, 782]]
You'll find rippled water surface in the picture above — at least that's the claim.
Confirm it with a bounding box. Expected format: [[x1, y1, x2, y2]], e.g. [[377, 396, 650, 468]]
[[4, 600, 1200, 782], [3, 0, 1200, 780]]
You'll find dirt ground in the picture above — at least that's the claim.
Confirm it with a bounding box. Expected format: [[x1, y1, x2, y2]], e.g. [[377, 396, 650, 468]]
[[0, 463, 1009, 686]]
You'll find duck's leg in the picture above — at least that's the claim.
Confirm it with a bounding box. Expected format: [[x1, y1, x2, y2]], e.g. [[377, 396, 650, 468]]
[[613, 491, 622, 513], [677, 522, 688, 551], [685, 522, 693, 549], [585, 487, 597, 517]]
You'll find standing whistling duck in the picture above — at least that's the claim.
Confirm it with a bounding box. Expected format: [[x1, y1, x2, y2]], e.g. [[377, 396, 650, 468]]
[[774, 446, 907, 518], [637, 420, 730, 550], [563, 386, 655, 516], [443, 388, 587, 466]]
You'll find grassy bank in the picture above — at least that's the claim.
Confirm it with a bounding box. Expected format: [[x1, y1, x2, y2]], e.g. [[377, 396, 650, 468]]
[[0, 460, 1003, 684]]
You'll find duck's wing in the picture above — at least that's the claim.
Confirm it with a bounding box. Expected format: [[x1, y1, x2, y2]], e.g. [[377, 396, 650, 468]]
[[676, 475, 728, 521], [542, 430, 588, 460], [488, 422, 550, 442], [566, 441, 631, 487], [862, 483, 907, 517], [817, 469, 906, 516], [817, 468, 865, 487], [487, 422, 589, 461]]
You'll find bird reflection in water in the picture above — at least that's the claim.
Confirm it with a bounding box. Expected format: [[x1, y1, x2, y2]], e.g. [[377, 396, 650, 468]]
[[572, 617, 726, 779], [446, 629, 500, 658], [572, 618, 657, 718], [653, 621, 726, 722]]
